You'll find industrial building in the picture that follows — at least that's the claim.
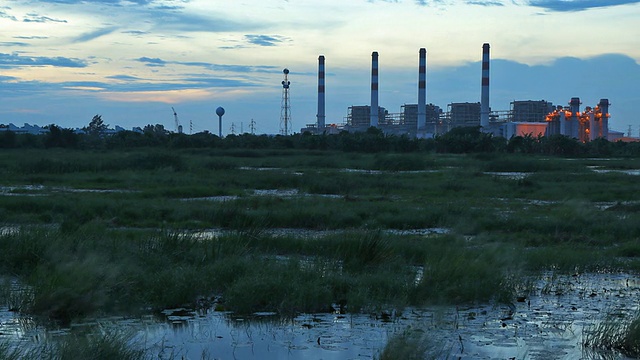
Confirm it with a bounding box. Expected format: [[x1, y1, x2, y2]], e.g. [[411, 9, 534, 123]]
[[301, 43, 615, 142]]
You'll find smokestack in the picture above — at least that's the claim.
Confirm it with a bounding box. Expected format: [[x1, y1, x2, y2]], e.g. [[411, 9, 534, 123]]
[[599, 98, 610, 140], [480, 43, 490, 129], [370, 51, 379, 127], [317, 55, 326, 131], [417, 48, 427, 130]]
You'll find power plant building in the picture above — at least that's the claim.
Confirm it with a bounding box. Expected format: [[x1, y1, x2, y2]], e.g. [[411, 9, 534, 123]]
[[304, 43, 617, 142], [347, 106, 388, 130], [511, 100, 554, 123], [447, 102, 481, 127]]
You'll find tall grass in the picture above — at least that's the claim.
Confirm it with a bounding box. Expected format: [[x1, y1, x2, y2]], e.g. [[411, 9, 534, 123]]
[[376, 328, 441, 360], [0, 330, 148, 360], [1, 148, 639, 328], [584, 312, 640, 358]]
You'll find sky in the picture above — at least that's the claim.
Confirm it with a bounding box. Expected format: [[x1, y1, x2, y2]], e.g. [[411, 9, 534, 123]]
[[1, 0, 639, 136]]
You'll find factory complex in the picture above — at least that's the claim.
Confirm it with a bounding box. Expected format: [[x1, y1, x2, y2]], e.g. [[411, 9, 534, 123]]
[[301, 44, 621, 142]]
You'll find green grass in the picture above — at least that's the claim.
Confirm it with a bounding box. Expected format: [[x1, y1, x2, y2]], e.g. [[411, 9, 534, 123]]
[[376, 328, 441, 360], [0, 147, 639, 328], [584, 312, 640, 358], [0, 330, 147, 360]]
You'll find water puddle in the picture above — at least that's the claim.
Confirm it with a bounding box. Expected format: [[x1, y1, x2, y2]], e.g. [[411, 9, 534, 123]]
[[0, 185, 134, 197], [588, 166, 640, 176], [190, 227, 450, 240], [342, 168, 441, 174], [0, 272, 638, 359], [484, 172, 532, 180]]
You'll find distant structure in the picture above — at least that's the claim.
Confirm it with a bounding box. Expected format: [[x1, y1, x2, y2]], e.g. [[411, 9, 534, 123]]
[[370, 51, 379, 127], [280, 68, 291, 135], [171, 107, 183, 134], [216, 106, 225, 138], [511, 100, 554, 123], [543, 98, 610, 141], [0, 123, 137, 135], [480, 43, 490, 129], [317, 56, 326, 132], [417, 48, 427, 134], [297, 44, 622, 142]]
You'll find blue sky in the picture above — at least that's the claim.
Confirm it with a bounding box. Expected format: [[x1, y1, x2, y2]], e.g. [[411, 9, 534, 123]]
[[1, 0, 639, 136]]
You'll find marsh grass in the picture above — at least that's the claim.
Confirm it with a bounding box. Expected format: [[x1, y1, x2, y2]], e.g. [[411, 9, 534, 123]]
[[376, 327, 441, 360], [584, 312, 640, 358], [411, 237, 518, 304], [0, 330, 147, 360], [1, 148, 640, 331]]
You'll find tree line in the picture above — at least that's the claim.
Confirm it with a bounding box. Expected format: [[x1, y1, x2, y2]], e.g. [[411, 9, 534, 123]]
[[1, 123, 639, 157]]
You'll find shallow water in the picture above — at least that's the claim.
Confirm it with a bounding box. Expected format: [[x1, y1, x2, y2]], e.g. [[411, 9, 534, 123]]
[[1, 272, 638, 359], [190, 227, 450, 240], [484, 171, 532, 180]]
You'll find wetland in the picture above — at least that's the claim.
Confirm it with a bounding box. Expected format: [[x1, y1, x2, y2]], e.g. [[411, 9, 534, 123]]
[[0, 138, 639, 359]]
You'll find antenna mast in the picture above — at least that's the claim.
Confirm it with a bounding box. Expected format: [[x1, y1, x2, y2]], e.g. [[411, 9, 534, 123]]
[[280, 68, 291, 135]]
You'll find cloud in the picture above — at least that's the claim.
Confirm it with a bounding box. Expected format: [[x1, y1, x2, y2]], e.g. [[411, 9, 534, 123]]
[[414, 0, 449, 5], [122, 30, 150, 36], [528, 0, 640, 12], [72, 27, 119, 43], [135, 57, 280, 73], [107, 75, 142, 81], [157, 12, 262, 33], [137, 57, 167, 67], [0, 42, 30, 47], [0, 75, 18, 81], [244, 34, 289, 47], [0, 9, 17, 21], [23, 13, 68, 23], [31, 0, 153, 5], [466, 0, 504, 5], [14, 36, 49, 40], [0, 52, 87, 68]]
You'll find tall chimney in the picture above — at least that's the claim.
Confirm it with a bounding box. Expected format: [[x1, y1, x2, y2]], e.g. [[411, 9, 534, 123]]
[[370, 51, 379, 127], [480, 43, 490, 129], [599, 98, 610, 140], [317, 55, 326, 131], [417, 48, 427, 130]]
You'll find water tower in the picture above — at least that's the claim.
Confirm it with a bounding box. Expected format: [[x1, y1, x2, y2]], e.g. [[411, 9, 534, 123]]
[[216, 106, 225, 138]]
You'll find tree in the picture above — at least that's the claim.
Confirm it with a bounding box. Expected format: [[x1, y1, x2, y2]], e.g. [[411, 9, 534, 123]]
[[0, 130, 17, 148], [86, 114, 108, 136], [44, 124, 79, 148]]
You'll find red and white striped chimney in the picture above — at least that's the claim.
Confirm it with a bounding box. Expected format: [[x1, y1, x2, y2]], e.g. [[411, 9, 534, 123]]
[[370, 51, 379, 127], [480, 43, 490, 129], [317, 55, 325, 130], [418, 48, 427, 130]]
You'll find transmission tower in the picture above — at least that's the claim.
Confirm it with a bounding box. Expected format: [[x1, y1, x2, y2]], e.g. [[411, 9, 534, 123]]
[[280, 68, 291, 135], [250, 118, 256, 134], [230, 122, 236, 135]]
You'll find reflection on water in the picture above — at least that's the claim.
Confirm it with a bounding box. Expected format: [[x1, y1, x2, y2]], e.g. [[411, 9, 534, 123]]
[[1, 272, 639, 359], [190, 227, 450, 241], [588, 167, 640, 176], [484, 172, 532, 180]]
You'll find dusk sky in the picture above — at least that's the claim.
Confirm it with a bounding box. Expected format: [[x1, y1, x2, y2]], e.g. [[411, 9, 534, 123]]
[[1, 0, 639, 136]]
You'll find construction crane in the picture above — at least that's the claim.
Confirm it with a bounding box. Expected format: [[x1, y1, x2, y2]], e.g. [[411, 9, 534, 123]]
[[171, 107, 182, 133]]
